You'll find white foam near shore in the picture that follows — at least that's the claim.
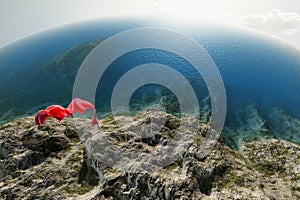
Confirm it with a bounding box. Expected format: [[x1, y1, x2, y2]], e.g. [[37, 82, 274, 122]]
[[223, 104, 300, 149]]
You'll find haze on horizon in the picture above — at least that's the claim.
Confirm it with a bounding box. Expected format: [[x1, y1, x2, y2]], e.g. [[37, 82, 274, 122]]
[[0, 0, 300, 49]]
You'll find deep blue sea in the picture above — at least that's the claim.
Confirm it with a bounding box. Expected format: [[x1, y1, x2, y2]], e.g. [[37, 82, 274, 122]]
[[1, 18, 300, 148]]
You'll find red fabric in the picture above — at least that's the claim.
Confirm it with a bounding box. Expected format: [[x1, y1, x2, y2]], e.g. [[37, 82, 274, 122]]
[[35, 105, 72, 126], [91, 110, 98, 126], [67, 98, 95, 114], [35, 110, 51, 126], [67, 98, 98, 126], [35, 98, 98, 126]]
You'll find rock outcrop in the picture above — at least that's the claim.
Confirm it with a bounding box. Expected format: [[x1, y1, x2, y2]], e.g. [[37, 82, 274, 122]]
[[0, 110, 299, 199]]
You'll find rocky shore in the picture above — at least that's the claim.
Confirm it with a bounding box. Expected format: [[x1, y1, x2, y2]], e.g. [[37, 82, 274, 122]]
[[0, 110, 299, 199]]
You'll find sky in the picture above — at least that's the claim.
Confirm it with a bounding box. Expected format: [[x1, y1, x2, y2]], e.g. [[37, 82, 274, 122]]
[[0, 0, 300, 49]]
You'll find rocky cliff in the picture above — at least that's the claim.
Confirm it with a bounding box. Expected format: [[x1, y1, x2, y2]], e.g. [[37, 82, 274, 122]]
[[0, 110, 299, 200]]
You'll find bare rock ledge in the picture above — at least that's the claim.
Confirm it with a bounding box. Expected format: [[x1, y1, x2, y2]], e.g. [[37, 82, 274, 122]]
[[0, 110, 299, 200]]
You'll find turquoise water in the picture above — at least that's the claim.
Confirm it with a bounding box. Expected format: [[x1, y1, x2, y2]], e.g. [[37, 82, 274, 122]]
[[0, 18, 300, 147]]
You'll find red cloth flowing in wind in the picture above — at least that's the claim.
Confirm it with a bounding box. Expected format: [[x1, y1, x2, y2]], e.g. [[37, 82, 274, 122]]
[[35, 98, 98, 126], [35, 105, 72, 126], [66, 98, 98, 125]]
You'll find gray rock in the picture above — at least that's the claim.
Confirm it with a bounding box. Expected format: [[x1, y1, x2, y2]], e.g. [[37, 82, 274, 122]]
[[0, 110, 299, 200]]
